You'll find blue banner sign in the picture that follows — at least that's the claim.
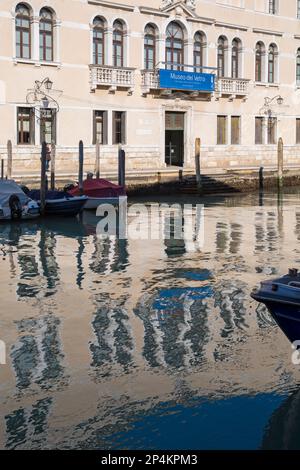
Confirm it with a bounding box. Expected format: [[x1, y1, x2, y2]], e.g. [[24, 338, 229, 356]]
[[159, 69, 215, 92]]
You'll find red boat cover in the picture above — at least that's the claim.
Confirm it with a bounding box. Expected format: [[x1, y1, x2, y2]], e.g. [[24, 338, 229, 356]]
[[69, 178, 126, 198]]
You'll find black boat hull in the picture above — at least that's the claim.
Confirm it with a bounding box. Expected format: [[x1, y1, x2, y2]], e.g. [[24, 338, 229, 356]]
[[255, 298, 300, 344]]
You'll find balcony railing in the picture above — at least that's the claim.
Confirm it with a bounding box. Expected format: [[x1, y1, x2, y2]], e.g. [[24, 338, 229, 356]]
[[90, 65, 135, 93], [141, 69, 216, 96], [216, 78, 250, 98], [141, 70, 160, 94]]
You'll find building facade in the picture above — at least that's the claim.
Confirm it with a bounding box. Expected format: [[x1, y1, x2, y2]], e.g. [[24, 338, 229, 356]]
[[1, 0, 300, 176]]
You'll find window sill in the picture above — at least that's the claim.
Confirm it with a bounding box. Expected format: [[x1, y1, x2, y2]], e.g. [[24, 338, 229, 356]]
[[13, 58, 35, 66], [13, 58, 61, 68], [255, 82, 279, 87], [17, 144, 36, 147], [39, 61, 61, 68]]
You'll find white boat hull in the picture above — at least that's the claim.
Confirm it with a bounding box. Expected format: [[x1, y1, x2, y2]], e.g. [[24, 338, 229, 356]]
[[84, 196, 127, 210]]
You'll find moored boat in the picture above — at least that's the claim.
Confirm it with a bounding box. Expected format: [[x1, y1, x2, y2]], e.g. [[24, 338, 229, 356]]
[[251, 268, 300, 343], [26, 189, 88, 217], [67, 177, 126, 210], [0, 180, 40, 221]]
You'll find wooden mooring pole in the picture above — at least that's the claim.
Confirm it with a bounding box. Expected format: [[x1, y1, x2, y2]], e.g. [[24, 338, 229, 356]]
[[277, 137, 283, 192], [40, 142, 47, 216], [195, 138, 202, 193], [95, 140, 100, 179], [118, 145, 126, 188], [50, 142, 56, 191], [259, 166, 264, 192], [79, 140, 84, 196], [259, 166, 264, 206], [7, 140, 12, 180], [1, 160, 4, 179]]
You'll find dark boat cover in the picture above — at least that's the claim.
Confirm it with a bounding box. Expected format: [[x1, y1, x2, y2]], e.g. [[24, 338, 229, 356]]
[[29, 190, 73, 201], [68, 178, 126, 198]]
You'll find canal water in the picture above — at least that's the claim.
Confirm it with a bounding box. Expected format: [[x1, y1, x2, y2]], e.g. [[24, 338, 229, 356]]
[[1, 190, 300, 450]]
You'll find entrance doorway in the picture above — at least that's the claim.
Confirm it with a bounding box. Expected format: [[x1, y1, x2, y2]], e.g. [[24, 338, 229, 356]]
[[165, 112, 185, 167]]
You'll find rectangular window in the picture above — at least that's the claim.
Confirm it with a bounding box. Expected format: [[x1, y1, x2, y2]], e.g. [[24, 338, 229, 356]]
[[217, 115, 227, 145], [113, 43, 123, 67], [255, 117, 264, 145], [40, 109, 56, 144], [268, 54, 275, 83], [93, 110, 108, 145], [17, 107, 35, 144], [269, 0, 276, 14], [39, 23, 53, 61], [296, 119, 300, 144], [268, 117, 277, 144], [297, 54, 300, 86], [231, 116, 241, 145], [113, 111, 126, 145], [16, 17, 31, 59], [298, 0, 300, 19]]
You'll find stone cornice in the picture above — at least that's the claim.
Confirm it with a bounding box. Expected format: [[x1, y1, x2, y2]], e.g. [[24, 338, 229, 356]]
[[139, 6, 170, 18], [215, 21, 248, 32], [187, 16, 215, 26], [87, 0, 135, 12], [253, 28, 283, 37]]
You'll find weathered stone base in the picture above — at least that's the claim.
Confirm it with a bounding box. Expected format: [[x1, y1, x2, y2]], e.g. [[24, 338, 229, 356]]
[[1, 145, 300, 196]]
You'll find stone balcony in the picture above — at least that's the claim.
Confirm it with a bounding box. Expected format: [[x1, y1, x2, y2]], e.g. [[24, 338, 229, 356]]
[[90, 65, 135, 94], [215, 77, 250, 100], [141, 70, 159, 95], [141, 70, 215, 98]]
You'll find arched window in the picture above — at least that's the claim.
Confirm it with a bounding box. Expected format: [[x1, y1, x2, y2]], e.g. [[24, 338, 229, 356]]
[[194, 32, 204, 72], [217, 36, 227, 78], [268, 43, 278, 83], [166, 22, 184, 71], [231, 38, 241, 79], [39, 8, 54, 62], [255, 42, 264, 82], [144, 24, 156, 70], [15, 3, 31, 59], [297, 48, 300, 86], [113, 20, 124, 67], [93, 17, 105, 65]]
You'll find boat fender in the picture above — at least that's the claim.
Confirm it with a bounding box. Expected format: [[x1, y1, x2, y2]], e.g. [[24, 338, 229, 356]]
[[9, 195, 22, 220]]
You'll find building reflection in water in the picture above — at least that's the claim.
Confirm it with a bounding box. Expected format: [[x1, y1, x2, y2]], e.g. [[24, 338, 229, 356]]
[[5, 398, 52, 450], [214, 279, 248, 339], [90, 236, 129, 275], [3, 196, 300, 449], [90, 302, 134, 377], [134, 281, 213, 369], [12, 314, 65, 391], [6, 222, 82, 393], [162, 203, 204, 257]]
